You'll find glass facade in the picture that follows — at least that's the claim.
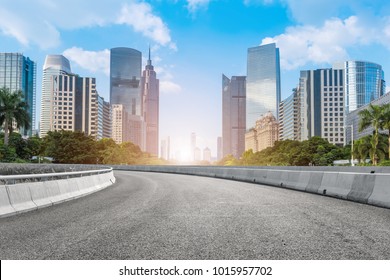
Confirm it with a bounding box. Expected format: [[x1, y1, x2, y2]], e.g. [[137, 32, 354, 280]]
[[345, 61, 385, 113], [110, 47, 142, 117], [222, 74, 246, 158], [246, 43, 281, 129], [279, 89, 298, 141], [0, 53, 36, 137]]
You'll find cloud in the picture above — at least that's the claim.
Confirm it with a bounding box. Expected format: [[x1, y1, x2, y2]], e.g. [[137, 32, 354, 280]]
[[261, 16, 390, 70], [155, 65, 182, 95], [243, 0, 274, 6], [0, 0, 174, 49], [160, 80, 182, 95], [63, 47, 110, 75], [117, 2, 173, 48], [186, 0, 211, 13]]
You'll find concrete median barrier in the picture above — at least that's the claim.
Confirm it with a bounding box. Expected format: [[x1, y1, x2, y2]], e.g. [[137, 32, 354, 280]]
[[6, 183, 38, 213], [368, 175, 390, 208], [29, 181, 53, 208], [347, 174, 376, 203], [305, 172, 324, 193], [0, 185, 15, 217], [0, 169, 115, 218]]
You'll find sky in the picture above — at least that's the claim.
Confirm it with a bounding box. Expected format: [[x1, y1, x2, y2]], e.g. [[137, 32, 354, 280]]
[[2, 0, 390, 161]]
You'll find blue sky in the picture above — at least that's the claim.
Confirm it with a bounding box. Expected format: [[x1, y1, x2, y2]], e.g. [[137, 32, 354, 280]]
[[2, 0, 390, 160]]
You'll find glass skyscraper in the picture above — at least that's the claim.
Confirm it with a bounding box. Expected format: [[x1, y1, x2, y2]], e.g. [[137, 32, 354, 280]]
[[0, 53, 36, 137], [344, 61, 385, 113], [222, 74, 246, 158], [110, 47, 142, 116], [246, 43, 281, 129], [110, 47, 144, 149]]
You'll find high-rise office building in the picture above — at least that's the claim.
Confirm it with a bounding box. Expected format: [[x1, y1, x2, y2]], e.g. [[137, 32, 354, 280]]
[[40, 55, 73, 137], [112, 104, 128, 144], [75, 77, 99, 138], [0, 53, 36, 137], [142, 48, 159, 156], [246, 43, 281, 129], [110, 47, 144, 149], [102, 99, 112, 139], [40, 55, 110, 139], [203, 147, 211, 162], [222, 74, 246, 158], [217, 136, 222, 161], [343, 61, 385, 113], [298, 68, 345, 146], [279, 88, 300, 141]]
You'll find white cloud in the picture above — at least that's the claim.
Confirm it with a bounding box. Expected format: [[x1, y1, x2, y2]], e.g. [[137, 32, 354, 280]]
[[243, 0, 274, 6], [261, 16, 390, 70], [155, 65, 182, 95], [160, 80, 182, 95], [117, 2, 173, 48], [186, 0, 211, 13], [63, 47, 110, 75], [0, 1, 174, 49]]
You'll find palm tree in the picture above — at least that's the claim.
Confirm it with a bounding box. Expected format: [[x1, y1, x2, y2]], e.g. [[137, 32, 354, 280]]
[[358, 104, 382, 165], [0, 87, 30, 146], [380, 103, 390, 158]]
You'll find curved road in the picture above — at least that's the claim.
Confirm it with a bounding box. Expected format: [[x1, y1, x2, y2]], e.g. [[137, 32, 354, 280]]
[[1, 170, 390, 259]]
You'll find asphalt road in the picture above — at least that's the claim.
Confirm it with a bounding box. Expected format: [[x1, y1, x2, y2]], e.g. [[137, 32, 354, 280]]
[[1, 170, 390, 260]]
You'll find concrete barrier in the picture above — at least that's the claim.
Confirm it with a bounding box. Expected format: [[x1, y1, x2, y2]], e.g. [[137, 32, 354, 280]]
[[0, 185, 15, 217], [0, 169, 115, 218], [368, 175, 390, 208], [113, 165, 390, 210], [347, 174, 376, 203], [28, 181, 53, 208], [7, 183, 38, 213]]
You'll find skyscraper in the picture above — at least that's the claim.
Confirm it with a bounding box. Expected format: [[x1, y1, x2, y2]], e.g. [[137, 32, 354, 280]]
[[40, 55, 72, 138], [40, 55, 109, 139], [343, 61, 385, 113], [298, 68, 345, 146], [110, 47, 144, 149], [0, 53, 36, 137], [142, 48, 159, 156], [217, 136, 222, 161], [279, 88, 299, 141], [222, 74, 246, 158], [246, 43, 281, 129]]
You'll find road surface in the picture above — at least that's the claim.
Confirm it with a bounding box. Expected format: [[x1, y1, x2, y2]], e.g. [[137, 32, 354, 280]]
[[1, 170, 390, 259]]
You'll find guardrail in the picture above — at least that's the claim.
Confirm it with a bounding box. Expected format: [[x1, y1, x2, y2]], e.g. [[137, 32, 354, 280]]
[[0, 168, 112, 185], [0, 167, 116, 218]]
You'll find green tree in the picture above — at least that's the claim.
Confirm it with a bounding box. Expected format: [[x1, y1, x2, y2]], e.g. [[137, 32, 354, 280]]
[[45, 130, 98, 164], [0, 87, 30, 146], [358, 104, 383, 165], [379, 103, 390, 159]]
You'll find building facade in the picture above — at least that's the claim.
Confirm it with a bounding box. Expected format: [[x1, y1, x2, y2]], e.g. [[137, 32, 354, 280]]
[[0, 53, 36, 137], [217, 136, 222, 161], [343, 61, 385, 113], [298, 68, 345, 146], [279, 88, 299, 141], [222, 74, 246, 158], [111, 104, 128, 144], [246, 43, 281, 129], [142, 48, 159, 156], [40, 55, 73, 137], [245, 112, 279, 152], [203, 147, 211, 162], [346, 91, 390, 144]]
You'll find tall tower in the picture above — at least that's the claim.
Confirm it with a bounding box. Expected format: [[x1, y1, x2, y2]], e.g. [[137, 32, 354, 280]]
[[246, 43, 281, 129], [222, 74, 246, 158], [142, 47, 159, 156], [110, 47, 144, 149], [0, 53, 36, 137], [343, 61, 385, 113], [40, 55, 72, 138]]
